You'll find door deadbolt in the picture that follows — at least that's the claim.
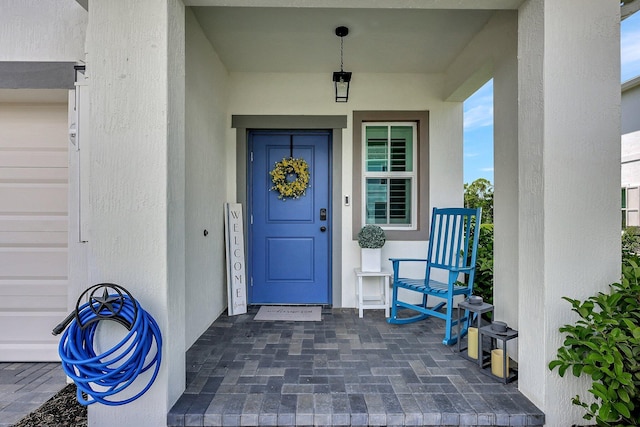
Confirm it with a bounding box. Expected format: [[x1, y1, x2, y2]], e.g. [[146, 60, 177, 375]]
[[320, 208, 327, 221]]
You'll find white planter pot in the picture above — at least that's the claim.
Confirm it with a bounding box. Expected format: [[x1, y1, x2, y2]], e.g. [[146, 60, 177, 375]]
[[361, 248, 382, 272]]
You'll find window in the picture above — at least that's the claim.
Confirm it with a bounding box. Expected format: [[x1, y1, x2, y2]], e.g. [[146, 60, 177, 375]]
[[622, 186, 640, 227], [352, 111, 429, 241], [362, 123, 417, 229]]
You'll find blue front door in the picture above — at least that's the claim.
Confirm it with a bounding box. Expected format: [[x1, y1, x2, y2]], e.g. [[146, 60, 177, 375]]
[[249, 130, 331, 304]]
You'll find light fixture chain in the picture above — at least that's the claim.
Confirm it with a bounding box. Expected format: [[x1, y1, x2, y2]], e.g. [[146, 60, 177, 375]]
[[340, 36, 344, 72]]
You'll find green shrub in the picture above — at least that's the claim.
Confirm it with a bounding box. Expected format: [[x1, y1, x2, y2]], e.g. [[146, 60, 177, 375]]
[[549, 256, 640, 426], [472, 223, 494, 305], [622, 227, 640, 261], [464, 179, 493, 304]]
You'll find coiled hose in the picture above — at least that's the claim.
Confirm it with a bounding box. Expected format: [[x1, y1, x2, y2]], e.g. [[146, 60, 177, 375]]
[[57, 294, 162, 406]]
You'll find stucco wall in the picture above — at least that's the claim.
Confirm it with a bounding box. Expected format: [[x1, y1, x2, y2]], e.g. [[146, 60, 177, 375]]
[[86, 1, 185, 426], [0, 0, 86, 62], [443, 11, 517, 102], [492, 26, 519, 350], [518, 1, 620, 425], [184, 9, 231, 348], [228, 72, 462, 309]]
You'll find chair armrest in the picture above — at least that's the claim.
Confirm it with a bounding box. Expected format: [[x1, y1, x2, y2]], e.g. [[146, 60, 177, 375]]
[[389, 258, 427, 279], [449, 266, 475, 273]]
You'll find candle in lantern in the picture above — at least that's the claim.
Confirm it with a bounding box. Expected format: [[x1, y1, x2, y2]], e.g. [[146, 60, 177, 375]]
[[491, 349, 509, 378], [467, 327, 478, 359]]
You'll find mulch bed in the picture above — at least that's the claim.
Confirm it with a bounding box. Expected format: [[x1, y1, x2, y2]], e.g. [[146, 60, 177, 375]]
[[12, 384, 87, 427]]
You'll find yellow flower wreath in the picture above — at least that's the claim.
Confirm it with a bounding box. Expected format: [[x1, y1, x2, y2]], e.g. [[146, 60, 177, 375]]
[[270, 157, 310, 200]]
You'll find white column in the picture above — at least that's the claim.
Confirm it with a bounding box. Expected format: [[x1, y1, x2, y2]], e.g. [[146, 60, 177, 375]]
[[85, 1, 185, 426], [492, 12, 519, 341], [518, 1, 620, 425]]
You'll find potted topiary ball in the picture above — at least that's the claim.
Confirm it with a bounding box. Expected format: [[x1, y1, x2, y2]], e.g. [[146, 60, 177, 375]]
[[357, 224, 386, 272]]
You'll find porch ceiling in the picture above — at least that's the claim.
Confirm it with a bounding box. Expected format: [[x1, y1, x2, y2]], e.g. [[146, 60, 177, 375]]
[[190, 7, 498, 74]]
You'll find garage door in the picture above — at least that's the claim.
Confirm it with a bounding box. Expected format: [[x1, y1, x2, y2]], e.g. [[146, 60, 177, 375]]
[[0, 96, 68, 361]]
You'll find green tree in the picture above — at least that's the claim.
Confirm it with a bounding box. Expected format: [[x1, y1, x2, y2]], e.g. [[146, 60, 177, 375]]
[[464, 178, 494, 224], [464, 178, 494, 307]]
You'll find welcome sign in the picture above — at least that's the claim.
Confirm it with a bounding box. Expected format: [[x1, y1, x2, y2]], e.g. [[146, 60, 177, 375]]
[[224, 203, 247, 316]]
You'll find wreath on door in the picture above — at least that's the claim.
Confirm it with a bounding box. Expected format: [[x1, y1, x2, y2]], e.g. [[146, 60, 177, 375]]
[[270, 157, 310, 200]]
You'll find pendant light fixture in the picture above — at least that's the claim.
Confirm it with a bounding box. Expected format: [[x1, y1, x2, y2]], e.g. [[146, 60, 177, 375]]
[[332, 26, 352, 102]]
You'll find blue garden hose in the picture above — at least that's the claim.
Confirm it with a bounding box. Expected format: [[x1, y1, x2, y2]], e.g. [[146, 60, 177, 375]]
[[56, 293, 162, 406]]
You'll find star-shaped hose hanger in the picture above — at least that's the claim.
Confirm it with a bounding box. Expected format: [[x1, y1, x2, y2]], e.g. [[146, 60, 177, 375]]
[[92, 288, 120, 315], [75, 283, 138, 331]]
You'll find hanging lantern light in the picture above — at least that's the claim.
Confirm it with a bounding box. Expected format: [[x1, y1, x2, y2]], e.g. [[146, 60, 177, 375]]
[[332, 26, 352, 102]]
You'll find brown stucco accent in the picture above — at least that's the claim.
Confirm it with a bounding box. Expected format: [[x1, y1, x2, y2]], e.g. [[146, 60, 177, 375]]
[[352, 110, 429, 242]]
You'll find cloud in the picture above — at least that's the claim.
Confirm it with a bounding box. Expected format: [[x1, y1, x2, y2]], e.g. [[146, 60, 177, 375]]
[[463, 103, 494, 130], [622, 14, 640, 80], [463, 79, 494, 130], [464, 152, 480, 158], [622, 32, 640, 67], [480, 167, 494, 172]]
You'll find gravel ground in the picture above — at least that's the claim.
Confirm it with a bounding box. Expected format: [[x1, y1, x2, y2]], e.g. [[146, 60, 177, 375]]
[[12, 384, 87, 427]]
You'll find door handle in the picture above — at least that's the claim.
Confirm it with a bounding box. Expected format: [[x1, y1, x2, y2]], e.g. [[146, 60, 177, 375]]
[[320, 226, 327, 232]]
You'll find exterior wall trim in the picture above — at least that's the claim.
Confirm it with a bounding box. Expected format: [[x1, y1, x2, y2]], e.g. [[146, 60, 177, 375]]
[[352, 110, 430, 241], [232, 115, 346, 307], [0, 62, 77, 89], [232, 115, 347, 129], [622, 75, 640, 93]]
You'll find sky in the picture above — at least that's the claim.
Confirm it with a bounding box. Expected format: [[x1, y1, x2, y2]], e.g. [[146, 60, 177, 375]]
[[463, 11, 640, 185]]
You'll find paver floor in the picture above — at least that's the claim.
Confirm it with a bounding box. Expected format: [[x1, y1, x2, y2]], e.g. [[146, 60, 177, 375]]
[[0, 362, 66, 427], [168, 307, 545, 426]]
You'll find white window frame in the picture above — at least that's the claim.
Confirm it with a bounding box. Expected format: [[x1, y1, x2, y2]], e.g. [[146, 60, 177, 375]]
[[361, 122, 418, 231], [622, 185, 640, 227]]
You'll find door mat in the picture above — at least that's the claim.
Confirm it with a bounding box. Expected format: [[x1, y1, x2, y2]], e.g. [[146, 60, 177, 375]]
[[254, 306, 321, 322]]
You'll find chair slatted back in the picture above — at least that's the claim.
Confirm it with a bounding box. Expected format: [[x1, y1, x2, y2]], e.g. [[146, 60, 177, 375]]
[[426, 207, 481, 274]]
